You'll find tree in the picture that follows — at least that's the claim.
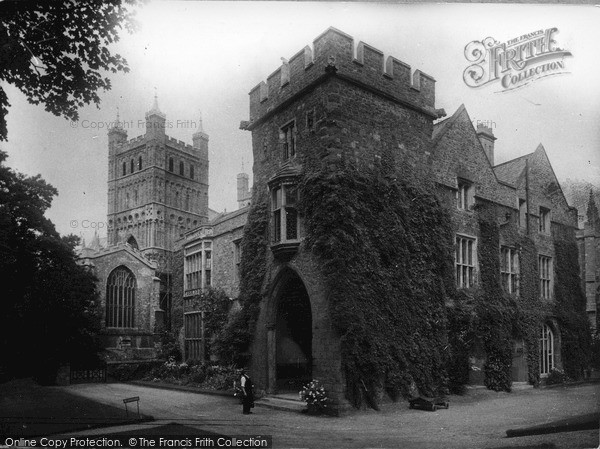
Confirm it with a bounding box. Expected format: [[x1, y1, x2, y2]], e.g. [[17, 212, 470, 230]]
[[0, 150, 101, 380], [0, 0, 140, 141]]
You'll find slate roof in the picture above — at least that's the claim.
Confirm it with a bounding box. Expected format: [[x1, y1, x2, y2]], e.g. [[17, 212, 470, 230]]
[[493, 153, 532, 185]]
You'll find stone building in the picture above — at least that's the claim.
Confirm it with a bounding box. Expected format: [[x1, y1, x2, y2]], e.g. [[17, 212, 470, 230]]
[[224, 27, 585, 404], [180, 177, 250, 361], [80, 98, 210, 360], [577, 192, 600, 330]]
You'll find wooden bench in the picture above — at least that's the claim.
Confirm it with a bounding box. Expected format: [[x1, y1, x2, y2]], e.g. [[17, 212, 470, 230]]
[[123, 396, 140, 419]]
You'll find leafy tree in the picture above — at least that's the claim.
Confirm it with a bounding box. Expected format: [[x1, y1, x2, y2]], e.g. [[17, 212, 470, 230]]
[[0, 150, 101, 380], [0, 0, 140, 141]]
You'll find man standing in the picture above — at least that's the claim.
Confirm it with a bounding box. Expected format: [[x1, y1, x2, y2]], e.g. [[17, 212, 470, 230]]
[[240, 368, 254, 414]]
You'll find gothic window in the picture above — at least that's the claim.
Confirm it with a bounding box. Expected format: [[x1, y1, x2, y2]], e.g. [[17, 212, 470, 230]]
[[539, 255, 553, 299], [271, 184, 298, 243], [456, 235, 475, 288], [190, 165, 194, 179], [138, 156, 142, 170], [539, 324, 555, 376], [134, 189, 138, 205], [105, 266, 136, 328], [501, 246, 519, 294], [457, 179, 473, 210], [130, 159, 134, 174], [539, 207, 550, 234], [168, 157, 174, 172], [280, 121, 296, 160], [185, 193, 190, 211], [179, 161, 184, 176], [122, 162, 126, 176]]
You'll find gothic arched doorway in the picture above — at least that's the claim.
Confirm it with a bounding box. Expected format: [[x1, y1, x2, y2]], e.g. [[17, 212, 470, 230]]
[[269, 270, 312, 393]]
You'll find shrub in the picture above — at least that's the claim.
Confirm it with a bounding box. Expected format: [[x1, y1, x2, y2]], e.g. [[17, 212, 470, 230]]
[[545, 368, 568, 385]]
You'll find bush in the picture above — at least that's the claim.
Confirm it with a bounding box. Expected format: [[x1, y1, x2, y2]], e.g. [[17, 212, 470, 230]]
[[591, 334, 600, 370], [545, 368, 568, 385]]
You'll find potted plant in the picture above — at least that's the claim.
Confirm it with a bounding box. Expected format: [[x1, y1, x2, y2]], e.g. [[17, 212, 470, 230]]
[[299, 380, 329, 415]]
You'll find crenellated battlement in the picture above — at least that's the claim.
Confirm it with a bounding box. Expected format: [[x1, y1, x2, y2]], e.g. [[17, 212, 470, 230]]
[[165, 135, 196, 154], [115, 134, 198, 156], [247, 27, 438, 125]]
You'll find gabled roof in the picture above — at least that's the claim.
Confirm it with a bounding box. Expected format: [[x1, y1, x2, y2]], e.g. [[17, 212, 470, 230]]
[[493, 153, 532, 185], [432, 104, 466, 146]]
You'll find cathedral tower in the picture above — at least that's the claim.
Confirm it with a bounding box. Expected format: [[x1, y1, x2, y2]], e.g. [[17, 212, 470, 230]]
[[106, 98, 209, 269]]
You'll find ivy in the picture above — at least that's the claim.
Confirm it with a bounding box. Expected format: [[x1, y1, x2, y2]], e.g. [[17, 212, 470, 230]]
[[213, 191, 269, 366], [553, 238, 592, 379], [299, 161, 455, 408]]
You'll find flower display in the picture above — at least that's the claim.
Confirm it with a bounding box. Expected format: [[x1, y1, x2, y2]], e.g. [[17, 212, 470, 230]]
[[299, 380, 329, 413]]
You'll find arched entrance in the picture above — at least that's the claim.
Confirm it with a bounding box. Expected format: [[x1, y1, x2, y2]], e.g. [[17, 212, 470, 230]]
[[268, 270, 312, 393]]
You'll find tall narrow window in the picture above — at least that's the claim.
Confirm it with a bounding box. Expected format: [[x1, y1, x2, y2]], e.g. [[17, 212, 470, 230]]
[[281, 121, 296, 160], [272, 186, 282, 243], [457, 179, 473, 210], [501, 246, 519, 294], [519, 199, 527, 228], [456, 236, 475, 288], [106, 266, 136, 328], [204, 250, 212, 287], [271, 183, 299, 243], [184, 251, 202, 295], [130, 159, 134, 174], [179, 161, 184, 176], [539, 207, 550, 234], [168, 157, 174, 172], [122, 162, 126, 176], [184, 312, 203, 361], [190, 165, 195, 179], [539, 255, 552, 299], [138, 156, 142, 170], [539, 324, 554, 376]]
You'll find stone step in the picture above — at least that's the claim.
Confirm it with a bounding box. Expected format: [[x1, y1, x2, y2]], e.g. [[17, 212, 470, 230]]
[[255, 395, 305, 413]]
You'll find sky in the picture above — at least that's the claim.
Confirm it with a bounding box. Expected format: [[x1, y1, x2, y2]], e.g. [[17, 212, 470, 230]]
[[2, 1, 599, 241]]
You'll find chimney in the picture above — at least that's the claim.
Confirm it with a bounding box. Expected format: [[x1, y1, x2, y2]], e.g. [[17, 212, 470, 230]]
[[237, 172, 251, 209], [476, 123, 496, 166]]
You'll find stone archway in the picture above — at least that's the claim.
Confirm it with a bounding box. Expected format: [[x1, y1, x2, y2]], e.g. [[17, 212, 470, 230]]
[[267, 269, 312, 393]]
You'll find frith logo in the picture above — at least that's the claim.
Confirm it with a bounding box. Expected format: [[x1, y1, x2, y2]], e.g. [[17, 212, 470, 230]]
[[463, 28, 572, 92]]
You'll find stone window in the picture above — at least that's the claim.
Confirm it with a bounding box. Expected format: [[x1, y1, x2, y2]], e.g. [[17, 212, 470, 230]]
[[456, 179, 474, 210], [306, 110, 315, 132], [130, 159, 134, 174], [519, 199, 527, 228], [138, 156, 142, 170], [204, 248, 212, 287], [456, 235, 475, 288], [190, 164, 195, 179], [105, 266, 136, 328], [501, 246, 519, 295], [184, 241, 213, 296], [539, 323, 554, 376], [184, 312, 203, 361], [539, 207, 550, 234], [185, 251, 202, 295], [271, 184, 298, 243], [539, 255, 553, 300], [179, 161, 184, 176], [280, 121, 296, 160], [168, 157, 174, 172], [122, 162, 126, 176]]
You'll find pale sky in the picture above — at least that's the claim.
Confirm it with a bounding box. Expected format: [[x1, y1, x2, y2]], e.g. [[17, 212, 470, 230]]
[[2, 2, 599, 241]]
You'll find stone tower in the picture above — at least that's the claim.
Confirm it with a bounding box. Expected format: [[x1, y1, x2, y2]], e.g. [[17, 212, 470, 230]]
[[106, 97, 209, 269]]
